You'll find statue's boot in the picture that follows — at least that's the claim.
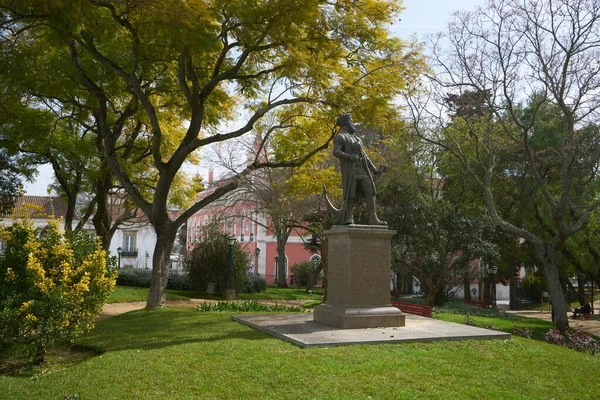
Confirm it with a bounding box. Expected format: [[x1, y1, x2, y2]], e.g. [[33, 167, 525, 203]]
[[343, 198, 355, 225], [367, 196, 386, 225]]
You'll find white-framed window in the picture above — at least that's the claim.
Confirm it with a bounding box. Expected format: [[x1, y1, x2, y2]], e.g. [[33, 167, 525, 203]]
[[123, 231, 137, 253]]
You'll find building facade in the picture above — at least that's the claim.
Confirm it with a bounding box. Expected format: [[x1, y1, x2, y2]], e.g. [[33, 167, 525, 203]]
[[187, 171, 320, 285]]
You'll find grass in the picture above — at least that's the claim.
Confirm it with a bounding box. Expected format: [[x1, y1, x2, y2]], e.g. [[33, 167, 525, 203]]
[[237, 286, 325, 301], [107, 286, 201, 303], [1, 307, 598, 399], [436, 313, 556, 341], [107, 285, 325, 304]]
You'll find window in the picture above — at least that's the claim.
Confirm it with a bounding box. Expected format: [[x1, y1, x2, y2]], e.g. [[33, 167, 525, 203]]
[[0, 240, 4, 256], [123, 231, 137, 256]]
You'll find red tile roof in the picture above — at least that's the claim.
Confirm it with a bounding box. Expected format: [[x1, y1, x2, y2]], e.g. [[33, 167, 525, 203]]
[[1, 196, 67, 219]]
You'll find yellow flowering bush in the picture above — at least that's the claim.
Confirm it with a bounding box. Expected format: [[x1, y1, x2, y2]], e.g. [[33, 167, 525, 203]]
[[0, 220, 116, 363]]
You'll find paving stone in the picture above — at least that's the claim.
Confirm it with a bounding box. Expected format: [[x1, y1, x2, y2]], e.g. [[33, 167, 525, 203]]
[[233, 313, 510, 348]]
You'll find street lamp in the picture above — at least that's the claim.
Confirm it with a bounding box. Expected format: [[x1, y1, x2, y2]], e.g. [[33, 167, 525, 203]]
[[117, 247, 122, 269], [226, 236, 236, 299], [145, 251, 149, 269], [254, 247, 261, 275], [275, 255, 279, 284], [489, 265, 498, 307]]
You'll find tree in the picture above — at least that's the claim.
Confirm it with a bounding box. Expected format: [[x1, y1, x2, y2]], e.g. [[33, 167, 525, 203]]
[[379, 175, 497, 306], [1, 0, 423, 308], [407, 0, 600, 329], [0, 151, 22, 215], [185, 223, 248, 294]]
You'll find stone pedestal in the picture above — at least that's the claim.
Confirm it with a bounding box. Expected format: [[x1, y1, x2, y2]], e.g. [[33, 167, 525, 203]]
[[314, 225, 405, 329], [224, 289, 236, 300]]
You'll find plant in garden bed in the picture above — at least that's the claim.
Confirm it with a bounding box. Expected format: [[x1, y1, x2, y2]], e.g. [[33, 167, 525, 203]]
[[513, 325, 533, 339], [436, 300, 512, 319], [194, 300, 304, 313], [0, 221, 116, 364], [545, 327, 599, 355], [463, 313, 500, 331]]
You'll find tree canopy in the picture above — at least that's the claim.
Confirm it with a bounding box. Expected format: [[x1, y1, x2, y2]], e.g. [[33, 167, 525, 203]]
[[0, 0, 424, 307], [406, 0, 600, 329]]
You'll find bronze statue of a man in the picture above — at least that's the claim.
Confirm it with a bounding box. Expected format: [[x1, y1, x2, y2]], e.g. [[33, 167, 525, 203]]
[[332, 114, 386, 226]]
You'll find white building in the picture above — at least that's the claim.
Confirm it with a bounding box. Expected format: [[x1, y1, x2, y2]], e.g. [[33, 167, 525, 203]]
[[0, 196, 183, 271]]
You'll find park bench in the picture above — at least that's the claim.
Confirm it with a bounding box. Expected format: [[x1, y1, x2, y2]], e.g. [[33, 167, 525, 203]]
[[574, 306, 594, 320], [465, 300, 489, 308], [391, 301, 433, 318]]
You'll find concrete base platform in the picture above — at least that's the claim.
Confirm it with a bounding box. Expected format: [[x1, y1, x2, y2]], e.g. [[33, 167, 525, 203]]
[[233, 313, 510, 348], [314, 303, 405, 329]]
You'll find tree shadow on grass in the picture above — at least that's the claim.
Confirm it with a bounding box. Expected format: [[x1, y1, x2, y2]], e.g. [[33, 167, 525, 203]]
[[79, 307, 275, 353], [0, 344, 104, 377]]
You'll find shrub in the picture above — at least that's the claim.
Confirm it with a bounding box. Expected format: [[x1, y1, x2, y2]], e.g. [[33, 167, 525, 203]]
[[167, 271, 190, 291], [184, 224, 248, 293], [194, 300, 303, 313], [435, 300, 512, 319], [291, 260, 322, 290], [0, 221, 116, 363], [244, 274, 266, 293], [513, 325, 533, 339], [116, 268, 190, 290], [117, 268, 152, 287]]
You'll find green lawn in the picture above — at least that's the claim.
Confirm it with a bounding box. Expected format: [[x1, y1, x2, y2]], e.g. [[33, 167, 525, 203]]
[[437, 313, 557, 341], [107, 286, 202, 303], [1, 308, 598, 399], [107, 285, 325, 303]]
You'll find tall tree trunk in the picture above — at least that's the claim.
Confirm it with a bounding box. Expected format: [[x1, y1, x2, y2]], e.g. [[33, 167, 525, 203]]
[[539, 246, 569, 331], [146, 225, 176, 309], [509, 265, 520, 310], [275, 225, 289, 288], [424, 289, 436, 306], [482, 278, 491, 306], [276, 243, 287, 288], [463, 276, 472, 300], [63, 193, 77, 234], [576, 274, 587, 305]]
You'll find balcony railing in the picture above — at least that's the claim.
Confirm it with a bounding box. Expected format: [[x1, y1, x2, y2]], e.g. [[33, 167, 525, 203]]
[[121, 250, 138, 257]]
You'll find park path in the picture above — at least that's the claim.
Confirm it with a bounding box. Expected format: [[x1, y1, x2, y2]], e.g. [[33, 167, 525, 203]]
[[508, 299, 600, 336]]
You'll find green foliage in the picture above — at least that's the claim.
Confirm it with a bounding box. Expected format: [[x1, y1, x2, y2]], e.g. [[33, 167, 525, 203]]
[[379, 177, 498, 305], [0, 151, 22, 216], [244, 275, 267, 294], [435, 300, 511, 319], [0, 221, 116, 363], [291, 261, 322, 289], [116, 269, 190, 291], [194, 300, 303, 313], [184, 224, 248, 293]]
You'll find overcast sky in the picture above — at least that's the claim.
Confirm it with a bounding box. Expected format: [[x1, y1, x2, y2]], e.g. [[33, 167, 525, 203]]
[[22, 0, 486, 197]]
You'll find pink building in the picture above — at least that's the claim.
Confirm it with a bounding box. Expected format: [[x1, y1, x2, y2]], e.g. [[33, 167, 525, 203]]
[[187, 170, 320, 285]]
